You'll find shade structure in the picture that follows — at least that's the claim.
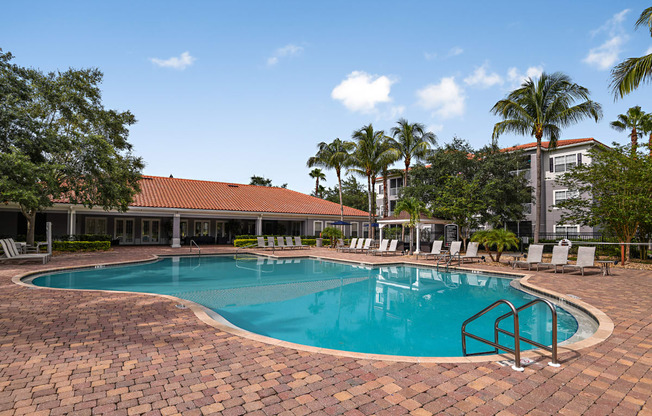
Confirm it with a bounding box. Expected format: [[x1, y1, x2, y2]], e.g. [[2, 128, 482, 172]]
[[364, 223, 379, 227], [332, 220, 351, 225]]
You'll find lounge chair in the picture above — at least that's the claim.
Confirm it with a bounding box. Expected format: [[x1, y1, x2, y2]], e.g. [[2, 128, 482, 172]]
[[562, 246, 602, 276], [537, 246, 569, 273], [459, 242, 483, 264], [512, 244, 544, 270], [285, 237, 298, 249], [338, 238, 357, 252], [415, 240, 443, 260], [256, 236, 270, 250], [277, 236, 287, 250], [267, 236, 277, 250], [347, 238, 364, 253], [294, 236, 309, 249], [0, 239, 50, 264], [369, 239, 389, 256], [436, 241, 462, 262], [354, 238, 372, 253], [379, 239, 401, 256]]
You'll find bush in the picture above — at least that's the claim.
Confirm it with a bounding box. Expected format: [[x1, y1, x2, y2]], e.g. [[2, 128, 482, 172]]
[[53, 241, 111, 252], [57, 234, 112, 242]]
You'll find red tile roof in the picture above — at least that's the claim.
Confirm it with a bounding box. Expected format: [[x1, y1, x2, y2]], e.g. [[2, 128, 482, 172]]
[[501, 137, 600, 151], [129, 176, 368, 216]]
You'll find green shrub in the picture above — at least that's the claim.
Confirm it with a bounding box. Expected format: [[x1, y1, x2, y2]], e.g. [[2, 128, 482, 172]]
[[53, 241, 111, 252], [233, 238, 331, 247]]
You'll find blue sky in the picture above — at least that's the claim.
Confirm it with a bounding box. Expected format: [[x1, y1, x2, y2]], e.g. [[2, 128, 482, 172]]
[[3, 1, 651, 194]]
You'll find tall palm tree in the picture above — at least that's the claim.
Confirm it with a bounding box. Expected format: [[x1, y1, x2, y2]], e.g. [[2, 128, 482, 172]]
[[643, 113, 652, 156], [390, 118, 437, 187], [307, 138, 355, 221], [610, 106, 647, 155], [491, 72, 602, 243], [350, 124, 398, 238], [610, 7, 652, 98], [394, 197, 426, 255], [308, 168, 326, 197]]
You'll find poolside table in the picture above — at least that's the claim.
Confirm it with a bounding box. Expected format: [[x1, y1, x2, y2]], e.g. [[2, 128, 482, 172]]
[[596, 260, 614, 276]]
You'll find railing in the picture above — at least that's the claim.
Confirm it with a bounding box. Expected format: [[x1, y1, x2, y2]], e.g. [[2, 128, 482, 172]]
[[461, 299, 560, 371], [189, 239, 201, 255], [235, 242, 259, 259]]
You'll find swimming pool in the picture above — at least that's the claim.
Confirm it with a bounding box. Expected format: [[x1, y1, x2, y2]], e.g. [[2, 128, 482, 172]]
[[30, 255, 579, 357]]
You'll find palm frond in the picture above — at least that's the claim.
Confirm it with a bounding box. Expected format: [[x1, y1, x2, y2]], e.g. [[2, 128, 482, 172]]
[[635, 6, 652, 35], [610, 53, 652, 98]]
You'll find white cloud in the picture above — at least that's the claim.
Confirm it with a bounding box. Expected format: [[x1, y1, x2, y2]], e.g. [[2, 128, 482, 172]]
[[416, 77, 465, 119], [426, 124, 443, 134], [267, 44, 304, 66], [584, 9, 630, 70], [507, 66, 544, 87], [149, 51, 196, 70], [464, 63, 503, 88], [387, 105, 405, 119], [646, 46, 652, 55], [424, 52, 437, 61], [448, 46, 464, 57], [331, 71, 395, 113]]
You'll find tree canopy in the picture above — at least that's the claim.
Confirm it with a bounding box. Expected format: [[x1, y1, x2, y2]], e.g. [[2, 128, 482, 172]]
[[323, 175, 368, 211], [0, 50, 143, 244]]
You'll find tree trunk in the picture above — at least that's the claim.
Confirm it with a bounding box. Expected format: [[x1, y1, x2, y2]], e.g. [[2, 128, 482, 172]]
[[366, 174, 373, 239], [22, 208, 37, 246], [404, 158, 410, 188], [534, 138, 542, 243], [337, 168, 344, 222], [649, 133, 651, 156], [315, 178, 319, 197], [383, 169, 389, 217], [631, 127, 638, 156], [371, 177, 377, 240], [409, 227, 414, 255]]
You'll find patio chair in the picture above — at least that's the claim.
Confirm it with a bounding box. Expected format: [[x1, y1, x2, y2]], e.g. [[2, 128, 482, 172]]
[[459, 242, 483, 264], [435, 241, 462, 262], [379, 239, 401, 256], [369, 239, 389, 256], [267, 236, 277, 249], [277, 236, 287, 250], [415, 240, 443, 260], [512, 244, 544, 270], [256, 236, 270, 250], [338, 238, 357, 252], [536, 245, 569, 273], [354, 238, 372, 253], [562, 246, 602, 276], [0, 239, 50, 264], [285, 237, 298, 249], [294, 236, 309, 249], [347, 238, 364, 253]]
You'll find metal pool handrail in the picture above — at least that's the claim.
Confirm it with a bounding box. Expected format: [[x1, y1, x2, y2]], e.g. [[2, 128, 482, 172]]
[[189, 239, 201, 255]]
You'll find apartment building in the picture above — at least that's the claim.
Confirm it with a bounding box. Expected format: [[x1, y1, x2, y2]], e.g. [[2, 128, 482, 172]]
[[375, 138, 603, 238]]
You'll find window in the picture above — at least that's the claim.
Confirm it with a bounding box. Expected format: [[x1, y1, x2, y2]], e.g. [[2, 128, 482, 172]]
[[180, 221, 188, 238], [554, 189, 580, 206], [351, 222, 358, 237], [314, 221, 323, 235], [555, 224, 579, 234], [362, 222, 369, 238], [194, 221, 210, 236], [552, 154, 579, 173], [389, 200, 397, 216], [523, 203, 532, 215], [85, 217, 107, 235], [389, 177, 403, 196], [141, 219, 160, 243]]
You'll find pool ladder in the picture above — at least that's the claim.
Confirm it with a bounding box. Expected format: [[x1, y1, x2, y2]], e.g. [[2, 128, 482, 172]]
[[189, 239, 201, 255], [461, 299, 560, 371], [435, 252, 460, 272]]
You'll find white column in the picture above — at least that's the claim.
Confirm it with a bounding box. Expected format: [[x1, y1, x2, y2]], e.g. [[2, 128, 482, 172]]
[[379, 224, 384, 241], [415, 224, 421, 254], [68, 208, 76, 236], [171, 213, 181, 248], [256, 215, 263, 235]]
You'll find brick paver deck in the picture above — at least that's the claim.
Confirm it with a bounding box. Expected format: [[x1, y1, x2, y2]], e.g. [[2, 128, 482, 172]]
[[1, 246, 651, 415]]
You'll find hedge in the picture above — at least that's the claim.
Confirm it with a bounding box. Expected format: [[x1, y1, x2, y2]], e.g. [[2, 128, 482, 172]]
[[53, 241, 111, 252], [233, 238, 332, 248]]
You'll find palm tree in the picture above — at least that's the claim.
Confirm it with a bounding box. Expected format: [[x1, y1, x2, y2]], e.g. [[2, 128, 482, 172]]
[[307, 138, 355, 220], [643, 113, 652, 156], [610, 106, 647, 155], [471, 229, 519, 262], [610, 7, 652, 98], [491, 72, 602, 243], [394, 197, 426, 255], [390, 118, 437, 187], [350, 124, 398, 239], [308, 168, 326, 197]]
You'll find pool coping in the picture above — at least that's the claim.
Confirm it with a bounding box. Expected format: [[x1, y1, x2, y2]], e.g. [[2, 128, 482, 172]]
[[12, 252, 614, 365]]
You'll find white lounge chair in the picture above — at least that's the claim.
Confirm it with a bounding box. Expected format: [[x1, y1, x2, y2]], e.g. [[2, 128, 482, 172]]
[[416, 240, 443, 260], [267, 236, 277, 250], [436, 241, 461, 262], [562, 246, 602, 276], [369, 239, 389, 256], [379, 239, 401, 256], [0, 239, 50, 264], [277, 236, 287, 250], [354, 238, 372, 253], [459, 242, 483, 264], [285, 237, 297, 249], [256, 236, 270, 250], [338, 238, 357, 252], [537, 246, 569, 273], [512, 244, 544, 270], [294, 236, 309, 249]]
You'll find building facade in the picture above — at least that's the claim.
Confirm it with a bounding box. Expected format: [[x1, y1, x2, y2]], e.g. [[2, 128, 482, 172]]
[[375, 138, 603, 238], [0, 175, 371, 245]]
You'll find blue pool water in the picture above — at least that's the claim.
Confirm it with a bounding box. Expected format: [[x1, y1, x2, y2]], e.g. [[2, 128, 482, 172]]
[[31, 255, 578, 357]]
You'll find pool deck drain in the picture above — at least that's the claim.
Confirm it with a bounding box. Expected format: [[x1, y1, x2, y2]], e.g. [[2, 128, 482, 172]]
[[0, 245, 651, 415]]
